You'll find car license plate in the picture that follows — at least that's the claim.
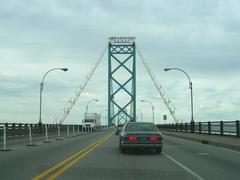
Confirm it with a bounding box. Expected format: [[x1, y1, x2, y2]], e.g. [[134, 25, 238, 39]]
[[139, 137, 147, 141]]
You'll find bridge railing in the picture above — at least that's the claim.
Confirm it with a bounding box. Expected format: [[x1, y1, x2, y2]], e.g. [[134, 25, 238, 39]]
[[0, 123, 87, 139], [0, 123, 109, 139], [157, 120, 240, 137]]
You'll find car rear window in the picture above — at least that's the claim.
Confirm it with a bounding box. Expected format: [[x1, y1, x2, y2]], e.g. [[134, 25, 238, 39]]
[[126, 123, 158, 132]]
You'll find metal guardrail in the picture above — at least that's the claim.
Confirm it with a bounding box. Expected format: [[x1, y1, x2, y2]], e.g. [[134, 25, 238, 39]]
[[0, 123, 108, 139], [157, 120, 240, 137], [0, 123, 80, 138], [0, 123, 109, 151]]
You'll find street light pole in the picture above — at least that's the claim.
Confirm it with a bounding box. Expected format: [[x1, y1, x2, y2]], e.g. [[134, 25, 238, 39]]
[[85, 99, 99, 113], [136, 109, 143, 122], [164, 68, 194, 123], [39, 68, 68, 124], [190, 81, 193, 123], [105, 109, 109, 126], [141, 100, 154, 123]]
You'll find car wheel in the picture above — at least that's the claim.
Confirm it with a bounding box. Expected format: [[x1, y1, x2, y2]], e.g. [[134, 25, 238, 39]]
[[155, 148, 162, 154], [120, 147, 125, 153]]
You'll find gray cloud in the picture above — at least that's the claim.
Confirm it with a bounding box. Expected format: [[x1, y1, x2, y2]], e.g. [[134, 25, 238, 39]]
[[0, 0, 240, 124]]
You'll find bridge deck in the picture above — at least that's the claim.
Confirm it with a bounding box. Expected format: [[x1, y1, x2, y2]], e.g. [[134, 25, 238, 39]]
[[0, 128, 240, 179]]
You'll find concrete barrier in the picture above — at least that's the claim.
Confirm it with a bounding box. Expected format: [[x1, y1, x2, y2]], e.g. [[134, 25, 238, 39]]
[[161, 130, 240, 152]]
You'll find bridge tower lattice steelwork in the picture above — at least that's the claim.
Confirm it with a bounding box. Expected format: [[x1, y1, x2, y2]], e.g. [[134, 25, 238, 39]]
[[108, 37, 136, 126], [117, 109, 128, 126]]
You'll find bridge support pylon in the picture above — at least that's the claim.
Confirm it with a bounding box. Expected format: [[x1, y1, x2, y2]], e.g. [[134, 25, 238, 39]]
[[108, 37, 136, 126]]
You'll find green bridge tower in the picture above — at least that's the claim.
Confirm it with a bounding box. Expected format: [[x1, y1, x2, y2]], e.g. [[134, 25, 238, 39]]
[[108, 37, 136, 126]]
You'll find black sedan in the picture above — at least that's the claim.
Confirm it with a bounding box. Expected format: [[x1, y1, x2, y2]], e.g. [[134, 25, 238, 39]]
[[118, 122, 163, 153]]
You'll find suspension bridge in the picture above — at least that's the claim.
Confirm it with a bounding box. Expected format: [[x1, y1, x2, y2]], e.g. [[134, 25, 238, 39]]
[[54, 36, 180, 126], [0, 37, 239, 180]]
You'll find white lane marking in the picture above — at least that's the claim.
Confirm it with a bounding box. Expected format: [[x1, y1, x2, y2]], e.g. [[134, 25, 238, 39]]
[[196, 153, 208, 156], [217, 146, 240, 154], [163, 152, 205, 180]]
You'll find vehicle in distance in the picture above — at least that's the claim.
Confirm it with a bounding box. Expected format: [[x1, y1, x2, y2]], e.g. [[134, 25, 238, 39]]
[[82, 113, 101, 131], [118, 122, 163, 153]]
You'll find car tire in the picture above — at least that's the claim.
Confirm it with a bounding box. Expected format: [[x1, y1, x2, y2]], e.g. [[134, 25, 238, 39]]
[[120, 147, 125, 153], [155, 148, 162, 154]]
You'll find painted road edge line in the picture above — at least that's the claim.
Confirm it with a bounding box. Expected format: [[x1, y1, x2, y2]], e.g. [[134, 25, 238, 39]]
[[32, 133, 111, 180], [46, 133, 113, 180], [163, 152, 205, 180]]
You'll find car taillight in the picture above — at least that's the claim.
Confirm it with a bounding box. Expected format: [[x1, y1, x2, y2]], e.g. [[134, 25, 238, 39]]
[[128, 136, 137, 141], [150, 136, 158, 141]]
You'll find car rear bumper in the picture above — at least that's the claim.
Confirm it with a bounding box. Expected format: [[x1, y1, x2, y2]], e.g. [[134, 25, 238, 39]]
[[121, 143, 162, 149]]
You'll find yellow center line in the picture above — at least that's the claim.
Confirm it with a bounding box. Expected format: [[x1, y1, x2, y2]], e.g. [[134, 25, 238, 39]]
[[32, 140, 102, 180], [32, 132, 113, 180], [47, 133, 113, 180]]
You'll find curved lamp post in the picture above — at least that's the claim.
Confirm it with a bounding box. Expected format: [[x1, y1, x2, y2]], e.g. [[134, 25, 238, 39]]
[[39, 68, 68, 124], [141, 100, 154, 123], [164, 68, 194, 123], [85, 99, 99, 113], [136, 109, 143, 122]]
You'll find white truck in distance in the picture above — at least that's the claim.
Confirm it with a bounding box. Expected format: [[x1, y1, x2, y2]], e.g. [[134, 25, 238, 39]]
[[82, 113, 101, 131]]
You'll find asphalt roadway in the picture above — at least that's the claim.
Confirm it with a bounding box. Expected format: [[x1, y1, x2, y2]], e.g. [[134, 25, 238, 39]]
[[0, 128, 240, 180]]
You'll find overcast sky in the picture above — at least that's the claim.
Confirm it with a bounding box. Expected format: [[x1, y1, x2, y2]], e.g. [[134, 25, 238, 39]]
[[0, 0, 240, 125]]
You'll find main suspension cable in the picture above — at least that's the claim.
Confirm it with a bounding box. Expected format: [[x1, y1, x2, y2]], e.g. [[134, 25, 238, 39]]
[[55, 45, 107, 124], [136, 46, 180, 123]]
